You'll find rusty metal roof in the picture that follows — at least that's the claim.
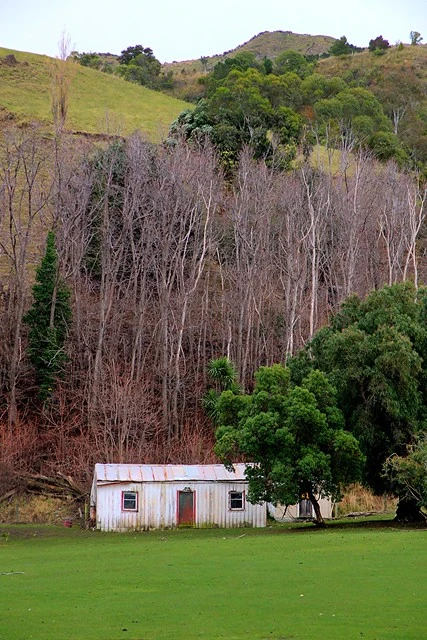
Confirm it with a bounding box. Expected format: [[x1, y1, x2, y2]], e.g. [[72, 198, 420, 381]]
[[94, 463, 249, 483]]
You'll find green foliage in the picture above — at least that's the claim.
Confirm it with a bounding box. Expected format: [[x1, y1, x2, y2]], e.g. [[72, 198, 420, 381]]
[[368, 35, 390, 53], [263, 57, 273, 75], [171, 67, 303, 169], [315, 44, 427, 163], [410, 31, 423, 46], [211, 52, 262, 83], [171, 39, 427, 168], [24, 232, 72, 401], [117, 45, 155, 65], [211, 361, 364, 511], [202, 357, 241, 422], [207, 357, 240, 391], [328, 36, 363, 57], [115, 45, 161, 89], [290, 282, 427, 494], [384, 437, 427, 508], [300, 73, 346, 104], [273, 50, 312, 78], [313, 86, 403, 158], [84, 141, 128, 278], [314, 87, 388, 123], [73, 51, 101, 69], [368, 130, 405, 162]]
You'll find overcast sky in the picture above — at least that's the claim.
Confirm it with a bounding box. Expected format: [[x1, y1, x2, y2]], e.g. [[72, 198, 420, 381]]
[[2, 0, 427, 62]]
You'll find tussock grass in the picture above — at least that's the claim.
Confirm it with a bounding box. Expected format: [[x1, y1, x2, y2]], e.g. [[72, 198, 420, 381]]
[[0, 522, 425, 639], [337, 484, 397, 516]]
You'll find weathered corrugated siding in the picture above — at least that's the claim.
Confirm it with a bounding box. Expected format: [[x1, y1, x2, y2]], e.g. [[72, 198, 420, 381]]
[[94, 477, 266, 531], [269, 497, 333, 522]]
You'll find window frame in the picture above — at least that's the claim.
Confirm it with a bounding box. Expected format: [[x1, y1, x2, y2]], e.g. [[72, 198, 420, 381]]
[[229, 490, 245, 511], [122, 490, 139, 512]]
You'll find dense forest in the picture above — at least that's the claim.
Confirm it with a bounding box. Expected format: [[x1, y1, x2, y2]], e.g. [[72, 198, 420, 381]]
[[1, 35, 427, 504]]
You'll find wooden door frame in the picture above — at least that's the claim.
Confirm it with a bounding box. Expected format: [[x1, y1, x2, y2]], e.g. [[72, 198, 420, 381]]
[[177, 489, 196, 526]]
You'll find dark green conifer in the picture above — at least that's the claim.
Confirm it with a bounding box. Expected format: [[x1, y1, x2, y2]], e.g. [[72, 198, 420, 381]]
[[24, 231, 72, 401]]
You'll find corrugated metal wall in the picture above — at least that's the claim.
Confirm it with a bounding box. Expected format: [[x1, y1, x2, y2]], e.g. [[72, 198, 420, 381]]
[[269, 497, 333, 522], [95, 481, 266, 531]]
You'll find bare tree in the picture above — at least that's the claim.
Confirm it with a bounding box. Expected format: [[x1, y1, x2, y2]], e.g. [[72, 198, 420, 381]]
[[51, 31, 76, 134], [0, 130, 53, 426], [402, 174, 427, 288]]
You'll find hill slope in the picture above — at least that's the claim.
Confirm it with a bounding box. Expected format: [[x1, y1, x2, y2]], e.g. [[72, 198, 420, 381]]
[[166, 30, 335, 73], [162, 30, 336, 101], [231, 30, 335, 59], [316, 44, 427, 159], [0, 47, 190, 139]]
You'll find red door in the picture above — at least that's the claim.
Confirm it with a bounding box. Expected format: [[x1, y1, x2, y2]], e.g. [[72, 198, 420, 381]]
[[178, 491, 194, 526]]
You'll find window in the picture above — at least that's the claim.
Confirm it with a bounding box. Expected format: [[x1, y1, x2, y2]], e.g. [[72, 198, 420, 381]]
[[229, 491, 245, 510], [122, 491, 138, 512]]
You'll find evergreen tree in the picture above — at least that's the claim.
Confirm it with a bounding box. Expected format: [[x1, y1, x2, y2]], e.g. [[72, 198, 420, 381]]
[[24, 231, 72, 401], [288, 282, 427, 520], [206, 359, 364, 526]]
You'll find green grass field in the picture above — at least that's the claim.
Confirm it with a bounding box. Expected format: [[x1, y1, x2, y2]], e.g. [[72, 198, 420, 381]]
[[0, 47, 190, 139], [0, 520, 425, 640]]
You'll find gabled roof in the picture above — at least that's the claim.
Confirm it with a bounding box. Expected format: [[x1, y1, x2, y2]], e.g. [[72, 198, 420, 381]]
[[93, 463, 248, 483]]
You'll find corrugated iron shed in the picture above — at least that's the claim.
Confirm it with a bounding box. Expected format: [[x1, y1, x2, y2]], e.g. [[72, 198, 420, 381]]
[[91, 462, 266, 531], [94, 463, 248, 483]]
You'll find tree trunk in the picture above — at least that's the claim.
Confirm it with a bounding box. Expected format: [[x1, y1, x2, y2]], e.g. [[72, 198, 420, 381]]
[[308, 489, 326, 527], [394, 497, 425, 523]]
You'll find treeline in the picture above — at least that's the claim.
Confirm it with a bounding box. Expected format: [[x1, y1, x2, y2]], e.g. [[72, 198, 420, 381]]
[[0, 128, 426, 490], [71, 45, 174, 91], [170, 47, 426, 170], [72, 39, 427, 169]]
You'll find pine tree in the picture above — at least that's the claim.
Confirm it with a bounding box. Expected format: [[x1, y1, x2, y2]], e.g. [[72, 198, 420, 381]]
[[24, 231, 72, 401]]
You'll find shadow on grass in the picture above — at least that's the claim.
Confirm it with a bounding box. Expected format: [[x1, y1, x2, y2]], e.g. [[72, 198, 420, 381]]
[[1, 513, 426, 542]]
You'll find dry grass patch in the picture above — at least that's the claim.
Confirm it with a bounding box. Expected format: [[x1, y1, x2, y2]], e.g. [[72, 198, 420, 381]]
[[337, 483, 397, 516], [0, 494, 76, 525]]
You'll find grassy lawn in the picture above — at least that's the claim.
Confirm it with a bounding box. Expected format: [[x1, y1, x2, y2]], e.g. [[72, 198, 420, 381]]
[[0, 520, 425, 640]]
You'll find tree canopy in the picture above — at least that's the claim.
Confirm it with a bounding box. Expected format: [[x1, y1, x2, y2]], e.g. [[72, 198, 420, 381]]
[[410, 31, 423, 46], [24, 231, 72, 401], [170, 68, 304, 170], [289, 282, 427, 497], [368, 36, 390, 53], [328, 36, 363, 57], [208, 361, 364, 525], [116, 45, 162, 89], [117, 45, 156, 65], [171, 45, 409, 169]]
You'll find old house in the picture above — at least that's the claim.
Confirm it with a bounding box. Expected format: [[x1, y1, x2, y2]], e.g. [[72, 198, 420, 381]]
[[90, 463, 266, 531]]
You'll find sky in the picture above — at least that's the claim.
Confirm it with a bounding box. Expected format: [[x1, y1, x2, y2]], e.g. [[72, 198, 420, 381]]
[[2, 0, 427, 63]]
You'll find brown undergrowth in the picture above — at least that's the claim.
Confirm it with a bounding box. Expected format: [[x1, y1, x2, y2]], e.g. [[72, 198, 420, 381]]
[[336, 483, 397, 516]]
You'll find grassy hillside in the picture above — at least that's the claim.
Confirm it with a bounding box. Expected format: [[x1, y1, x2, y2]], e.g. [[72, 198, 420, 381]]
[[0, 47, 190, 139], [316, 44, 427, 159], [317, 42, 427, 85]]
